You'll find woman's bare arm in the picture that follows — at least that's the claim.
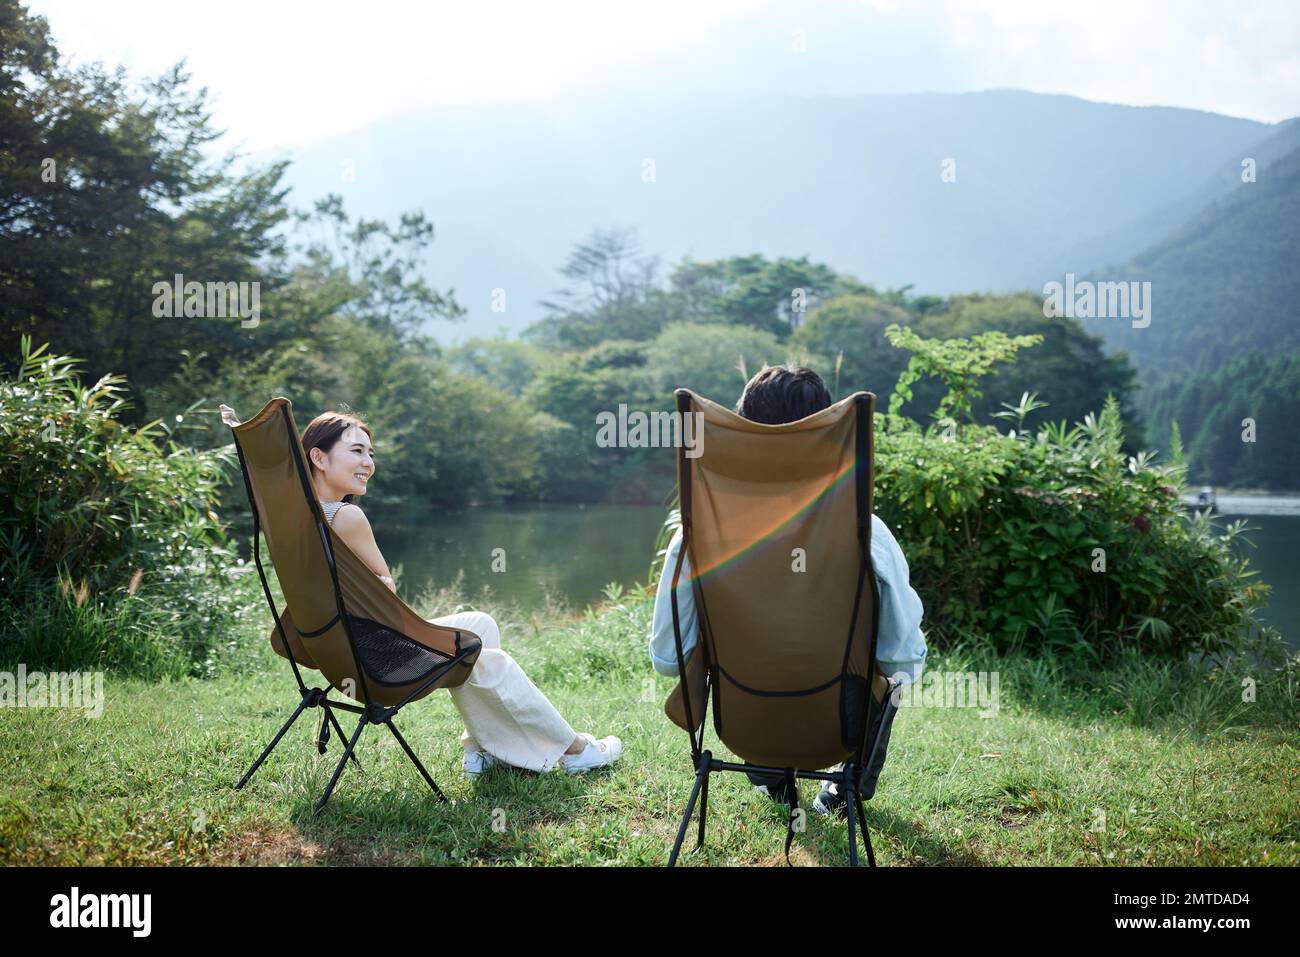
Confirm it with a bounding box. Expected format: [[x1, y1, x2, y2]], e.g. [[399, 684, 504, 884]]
[[330, 505, 396, 592]]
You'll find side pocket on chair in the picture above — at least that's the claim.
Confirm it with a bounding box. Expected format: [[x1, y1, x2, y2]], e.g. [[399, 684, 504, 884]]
[[840, 674, 869, 752], [268, 606, 319, 670], [663, 642, 709, 733]]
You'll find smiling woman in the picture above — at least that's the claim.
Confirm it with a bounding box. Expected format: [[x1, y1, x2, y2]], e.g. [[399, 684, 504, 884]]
[[300, 412, 394, 590], [302, 411, 375, 502], [274, 406, 624, 777]]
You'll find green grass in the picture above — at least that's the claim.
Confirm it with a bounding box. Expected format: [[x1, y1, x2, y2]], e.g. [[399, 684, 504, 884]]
[[1, 597, 1296, 866]]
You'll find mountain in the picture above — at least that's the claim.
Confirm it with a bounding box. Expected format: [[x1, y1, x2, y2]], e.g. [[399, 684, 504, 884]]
[[258, 90, 1275, 340], [1081, 138, 1300, 375], [1027, 117, 1300, 290]]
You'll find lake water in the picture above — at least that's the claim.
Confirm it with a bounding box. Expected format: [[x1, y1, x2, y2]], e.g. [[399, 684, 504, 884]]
[[371, 502, 670, 609], [1209, 497, 1299, 650], [372, 498, 1297, 647]]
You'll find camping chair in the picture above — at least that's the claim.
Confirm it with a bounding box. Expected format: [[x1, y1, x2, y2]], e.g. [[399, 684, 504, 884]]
[[663, 388, 901, 867], [225, 398, 482, 814]]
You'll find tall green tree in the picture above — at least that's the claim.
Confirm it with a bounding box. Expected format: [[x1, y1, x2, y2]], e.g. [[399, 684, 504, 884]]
[[644, 322, 811, 405], [932, 293, 1143, 442], [668, 253, 849, 335], [1141, 350, 1300, 488], [0, 2, 291, 413], [794, 290, 1143, 443], [524, 227, 678, 349], [789, 293, 914, 398]]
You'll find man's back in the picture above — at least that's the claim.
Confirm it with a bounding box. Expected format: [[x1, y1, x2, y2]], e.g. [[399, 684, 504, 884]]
[[648, 513, 927, 686]]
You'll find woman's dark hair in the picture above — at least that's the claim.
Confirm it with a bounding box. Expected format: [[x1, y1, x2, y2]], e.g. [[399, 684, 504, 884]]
[[735, 365, 832, 424], [301, 411, 372, 501]]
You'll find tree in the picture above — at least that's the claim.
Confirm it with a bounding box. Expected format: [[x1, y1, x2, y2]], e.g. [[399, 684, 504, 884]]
[[292, 195, 464, 343], [927, 294, 1141, 434], [790, 293, 914, 399], [0, 2, 292, 411], [367, 354, 548, 506], [668, 254, 844, 334], [525, 227, 676, 350], [1142, 350, 1300, 488], [539, 226, 660, 315], [643, 322, 806, 405], [794, 290, 1145, 443], [522, 358, 663, 501], [446, 336, 554, 397]]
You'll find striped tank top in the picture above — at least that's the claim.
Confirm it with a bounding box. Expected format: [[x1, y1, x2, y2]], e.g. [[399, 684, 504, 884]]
[[320, 500, 351, 526]]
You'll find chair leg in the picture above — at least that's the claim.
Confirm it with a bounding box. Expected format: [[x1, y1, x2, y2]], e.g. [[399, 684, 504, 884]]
[[236, 694, 312, 790], [315, 714, 367, 815], [855, 791, 876, 868], [846, 765, 859, 868], [669, 758, 709, 867], [324, 705, 363, 771], [385, 719, 447, 803], [696, 766, 710, 850]]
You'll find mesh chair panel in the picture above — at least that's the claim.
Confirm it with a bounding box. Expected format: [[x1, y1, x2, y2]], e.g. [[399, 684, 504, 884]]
[[349, 616, 453, 687]]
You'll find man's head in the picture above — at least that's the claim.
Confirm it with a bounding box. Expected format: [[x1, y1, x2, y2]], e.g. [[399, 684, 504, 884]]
[[735, 364, 832, 424]]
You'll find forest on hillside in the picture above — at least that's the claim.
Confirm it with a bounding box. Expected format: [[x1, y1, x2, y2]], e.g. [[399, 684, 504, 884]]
[[3, 4, 1292, 499]]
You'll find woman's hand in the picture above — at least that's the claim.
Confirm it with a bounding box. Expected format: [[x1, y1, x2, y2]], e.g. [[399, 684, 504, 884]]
[[219, 404, 242, 428]]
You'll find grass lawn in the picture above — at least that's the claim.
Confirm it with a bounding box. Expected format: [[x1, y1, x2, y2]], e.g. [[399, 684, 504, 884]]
[[2, 597, 1297, 866]]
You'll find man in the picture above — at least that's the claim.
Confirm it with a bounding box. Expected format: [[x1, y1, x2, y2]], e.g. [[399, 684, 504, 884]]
[[648, 365, 927, 814]]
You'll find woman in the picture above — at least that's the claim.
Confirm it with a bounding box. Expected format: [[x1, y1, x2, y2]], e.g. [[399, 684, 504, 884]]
[[226, 404, 622, 777]]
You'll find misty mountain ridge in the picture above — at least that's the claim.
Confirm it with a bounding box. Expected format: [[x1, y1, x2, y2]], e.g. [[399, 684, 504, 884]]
[[264, 89, 1286, 342], [1082, 136, 1300, 375]]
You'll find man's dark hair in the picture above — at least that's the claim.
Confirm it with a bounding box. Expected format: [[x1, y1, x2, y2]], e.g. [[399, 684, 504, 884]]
[[735, 364, 832, 424]]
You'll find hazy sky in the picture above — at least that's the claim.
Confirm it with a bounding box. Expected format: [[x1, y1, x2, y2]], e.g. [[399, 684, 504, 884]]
[[26, 0, 1300, 153]]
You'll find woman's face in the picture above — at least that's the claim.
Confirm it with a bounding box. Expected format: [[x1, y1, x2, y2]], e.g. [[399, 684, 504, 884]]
[[311, 425, 375, 497]]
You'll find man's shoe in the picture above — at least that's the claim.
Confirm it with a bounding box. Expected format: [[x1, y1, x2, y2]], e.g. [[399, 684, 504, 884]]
[[812, 779, 849, 816], [753, 777, 799, 806]]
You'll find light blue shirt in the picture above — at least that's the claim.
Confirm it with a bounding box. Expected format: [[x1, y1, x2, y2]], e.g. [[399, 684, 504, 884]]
[[649, 515, 928, 684]]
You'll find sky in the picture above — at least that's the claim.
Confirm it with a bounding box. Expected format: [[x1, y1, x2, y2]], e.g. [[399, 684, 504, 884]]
[[25, 0, 1300, 155]]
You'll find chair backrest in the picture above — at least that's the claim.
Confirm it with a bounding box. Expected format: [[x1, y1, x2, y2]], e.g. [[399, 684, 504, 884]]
[[231, 398, 479, 706], [664, 388, 884, 770]]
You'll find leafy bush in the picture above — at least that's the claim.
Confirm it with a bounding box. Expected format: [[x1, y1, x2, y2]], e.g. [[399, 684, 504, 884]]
[[874, 324, 1277, 661], [0, 338, 258, 677]]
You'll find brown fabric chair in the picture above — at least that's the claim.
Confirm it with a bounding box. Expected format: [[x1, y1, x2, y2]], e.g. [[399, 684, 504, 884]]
[[227, 398, 482, 814], [663, 388, 900, 866]]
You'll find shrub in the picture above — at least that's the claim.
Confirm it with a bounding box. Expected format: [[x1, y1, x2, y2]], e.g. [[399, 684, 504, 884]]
[[874, 324, 1276, 661], [0, 338, 258, 677]]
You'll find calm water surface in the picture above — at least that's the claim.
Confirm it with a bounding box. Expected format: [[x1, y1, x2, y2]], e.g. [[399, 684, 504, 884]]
[[370, 502, 668, 610], [371, 498, 1297, 647]]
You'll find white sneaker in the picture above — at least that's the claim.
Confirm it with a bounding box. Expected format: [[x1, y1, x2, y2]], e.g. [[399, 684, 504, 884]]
[[560, 733, 623, 774], [463, 749, 499, 779]]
